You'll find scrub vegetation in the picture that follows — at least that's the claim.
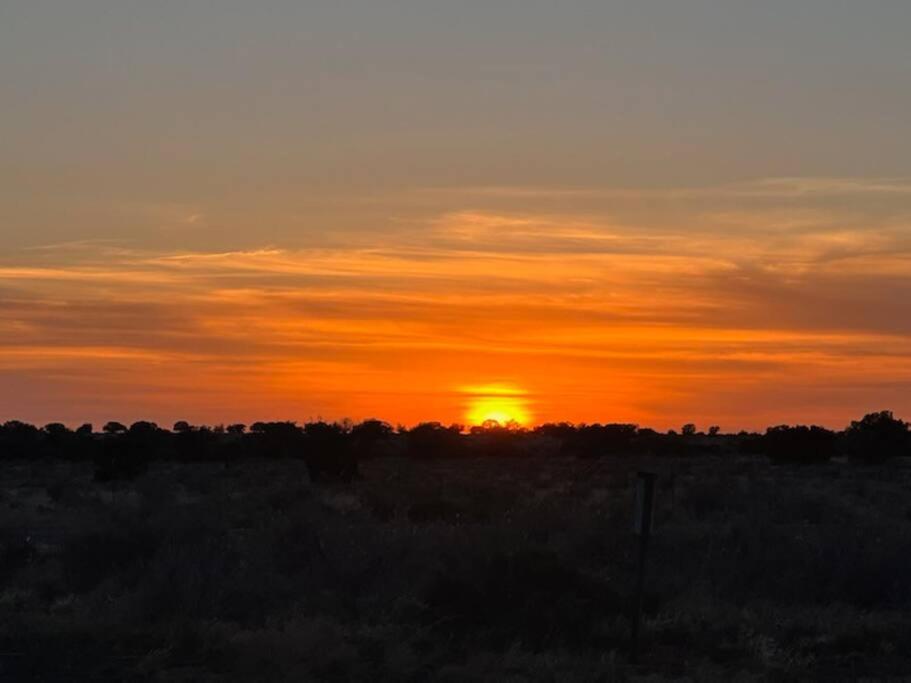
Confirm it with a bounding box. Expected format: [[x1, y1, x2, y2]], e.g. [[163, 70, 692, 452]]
[[0, 412, 909, 680]]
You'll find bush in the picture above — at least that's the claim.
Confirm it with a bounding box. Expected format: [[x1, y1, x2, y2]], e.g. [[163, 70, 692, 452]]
[[563, 423, 638, 458], [405, 423, 464, 459], [303, 422, 358, 483], [764, 425, 838, 464], [844, 411, 909, 463]]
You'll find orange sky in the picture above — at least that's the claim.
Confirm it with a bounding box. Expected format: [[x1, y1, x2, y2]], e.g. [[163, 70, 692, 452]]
[[2, 5, 911, 430], [2, 180, 910, 430]]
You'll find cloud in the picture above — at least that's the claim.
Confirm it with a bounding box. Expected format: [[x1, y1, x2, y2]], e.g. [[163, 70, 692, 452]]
[[2, 177, 909, 427]]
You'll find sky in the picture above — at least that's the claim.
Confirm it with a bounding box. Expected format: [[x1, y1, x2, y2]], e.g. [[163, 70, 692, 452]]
[[1, 1, 910, 430]]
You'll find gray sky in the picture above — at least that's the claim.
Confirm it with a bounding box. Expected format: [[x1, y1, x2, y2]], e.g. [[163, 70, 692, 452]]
[[3, 1, 910, 246]]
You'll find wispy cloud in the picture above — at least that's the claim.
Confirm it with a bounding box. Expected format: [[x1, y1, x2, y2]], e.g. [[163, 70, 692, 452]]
[[2, 177, 909, 427]]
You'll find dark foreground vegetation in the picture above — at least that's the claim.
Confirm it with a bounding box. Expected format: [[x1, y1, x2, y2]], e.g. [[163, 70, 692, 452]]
[[0, 411, 909, 680]]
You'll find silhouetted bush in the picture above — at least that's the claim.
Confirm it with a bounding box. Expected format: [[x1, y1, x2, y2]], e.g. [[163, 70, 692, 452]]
[[563, 423, 638, 457], [533, 422, 577, 442], [0, 420, 42, 459], [249, 421, 303, 459], [1, 412, 908, 472], [843, 411, 909, 463], [405, 422, 464, 459], [765, 425, 838, 464], [350, 419, 393, 458], [469, 420, 526, 456], [303, 421, 358, 482], [172, 423, 220, 462]]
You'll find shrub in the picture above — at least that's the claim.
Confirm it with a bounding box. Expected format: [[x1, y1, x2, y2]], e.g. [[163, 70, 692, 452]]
[[844, 411, 909, 463], [405, 422, 464, 459], [303, 422, 358, 483], [764, 425, 838, 464]]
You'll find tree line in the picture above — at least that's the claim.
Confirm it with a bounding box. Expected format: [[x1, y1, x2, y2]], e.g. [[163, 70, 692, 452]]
[[0, 411, 908, 482]]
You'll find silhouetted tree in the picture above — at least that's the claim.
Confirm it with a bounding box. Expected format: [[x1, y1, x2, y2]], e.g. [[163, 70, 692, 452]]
[[406, 422, 464, 459], [0, 421, 42, 459], [534, 422, 577, 443], [2, 411, 907, 471], [681, 423, 697, 437], [172, 422, 219, 462], [350, 419, 393, 458], [303, 421, 358, 482], [469, 419, 526, 457], [844, 411, 909, 463], [42, 423, 72, 459], [564, 423, 638, 457], [93, 421, 162, 481], [73, 423, 97, 461], [765, 425, 837, 464], [103, 421, 127, 435], [250, 421, 303, 459]]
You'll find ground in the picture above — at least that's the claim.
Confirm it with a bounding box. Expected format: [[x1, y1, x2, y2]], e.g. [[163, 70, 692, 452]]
[[2, 454, 910, 681]]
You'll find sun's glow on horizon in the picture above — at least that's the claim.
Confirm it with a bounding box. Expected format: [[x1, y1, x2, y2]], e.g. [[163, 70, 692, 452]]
[[464, 386, 533, 426], [2, 183, 910, 430]]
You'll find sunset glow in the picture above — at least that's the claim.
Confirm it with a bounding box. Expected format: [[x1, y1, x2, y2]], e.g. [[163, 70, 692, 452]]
[[2, 190, 910, 431], [464, 385, 533, 426], [1, 3, 910, 430]]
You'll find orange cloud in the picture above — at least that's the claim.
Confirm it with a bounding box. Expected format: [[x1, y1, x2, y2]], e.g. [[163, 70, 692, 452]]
[[2, 181, 909, 429]]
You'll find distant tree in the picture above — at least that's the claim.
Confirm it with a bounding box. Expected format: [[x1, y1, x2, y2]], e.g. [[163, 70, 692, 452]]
[[708, 425, 721, 437], [765, 425, 837, 464], [172, 422, 217, 462], [128, 421, 160, 435], [94, 421, 162, 481], [304, 421, 357, 482], [249, 421, 303, 459], [681, 424, 697, 437], [44, 423, 70, 436], [407, 422, 464, 459], [350, 419, 393, 458], [844, 411, 909, 463], [565, 423, 638, 457], [42, 423, 72, 458], [534, 422, 577, 442], [69, 424, 97, 461], [469, 419, 526, 456], [0, 421, 42, 459], [226, 423, 246, 435]]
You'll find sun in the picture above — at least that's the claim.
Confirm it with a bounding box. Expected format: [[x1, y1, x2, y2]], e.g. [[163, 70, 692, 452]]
[[463, 385, 532, 426]]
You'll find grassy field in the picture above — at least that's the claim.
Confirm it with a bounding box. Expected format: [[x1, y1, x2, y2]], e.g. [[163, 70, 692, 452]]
[[2, 453, 911, 681]]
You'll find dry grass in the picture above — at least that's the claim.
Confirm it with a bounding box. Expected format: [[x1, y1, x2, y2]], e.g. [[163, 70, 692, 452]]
[[2, 454, 911, 680]]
